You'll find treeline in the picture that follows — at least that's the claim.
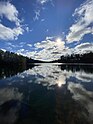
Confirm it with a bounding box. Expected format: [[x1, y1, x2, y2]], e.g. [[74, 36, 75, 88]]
[[0, 50, 27, 66], [0, 49, 43, 67], [57, 52, 93, 63], [1, 49, 93, 65], [0, 50, 37, 78]]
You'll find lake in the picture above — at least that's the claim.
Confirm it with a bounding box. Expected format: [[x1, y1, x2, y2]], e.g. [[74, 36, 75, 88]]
[[0, 63, 93, 124]]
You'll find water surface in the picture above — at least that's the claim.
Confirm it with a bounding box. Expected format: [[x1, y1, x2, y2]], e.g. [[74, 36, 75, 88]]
[[0, 63, 93, 124]]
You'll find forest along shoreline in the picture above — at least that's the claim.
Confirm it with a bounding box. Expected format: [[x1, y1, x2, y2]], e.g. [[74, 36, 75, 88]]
[[1, 49, 93, 67]]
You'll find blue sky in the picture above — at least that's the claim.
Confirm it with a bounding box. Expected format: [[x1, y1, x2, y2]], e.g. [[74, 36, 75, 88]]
[[0, 0, 93, 61]]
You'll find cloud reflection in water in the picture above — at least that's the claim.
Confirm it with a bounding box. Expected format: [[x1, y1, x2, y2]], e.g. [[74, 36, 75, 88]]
[[0, 64, 93, 124]]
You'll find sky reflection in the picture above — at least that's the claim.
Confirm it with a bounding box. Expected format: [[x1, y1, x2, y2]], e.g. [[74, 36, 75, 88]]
[[0, 64, 93, 124]]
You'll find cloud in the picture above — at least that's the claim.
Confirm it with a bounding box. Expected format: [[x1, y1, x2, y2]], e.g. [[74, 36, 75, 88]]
[[66, 42, 93, 55], [27, 44, 32, 47], [46, 36, 54, 40], [15, 40, 93, 61], [33, 9, 40, 21], [0, 1, 24, 41], [0, 23, 23, 40], [37, 0, 54, 6], [16, 33, 67, 61], [34, 0, 53, 21], [41, 18, 45, 22], [30, 40, 93, 61], [75, 42, 93, 49], [25, 27, 30, 32], [0, 1, 20, 26], [30, 38, 66, 61], [37, 0, 49, 5], [66, 0, 93, 43], [1, 48, 6, 52], [6, 42, 26, 48], [16, 49, 28, 56], [74, 42, 93, 54]]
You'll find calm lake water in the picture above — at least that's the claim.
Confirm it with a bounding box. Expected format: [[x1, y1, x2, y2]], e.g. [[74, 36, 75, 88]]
[[0, 63, 93, 124]]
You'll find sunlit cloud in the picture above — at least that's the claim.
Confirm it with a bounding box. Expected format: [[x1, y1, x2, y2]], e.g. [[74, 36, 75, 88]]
[[1, 0, 92, 61], [66, 0, 93, 43], [14, 40, 93, 61], [0, 1, 24, 41], [30, 38, 66, 61], [74, 42, 93, 54]]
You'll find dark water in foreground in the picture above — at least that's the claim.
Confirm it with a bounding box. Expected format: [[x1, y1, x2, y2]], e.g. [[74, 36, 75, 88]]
[[0, 63, 93, 124]]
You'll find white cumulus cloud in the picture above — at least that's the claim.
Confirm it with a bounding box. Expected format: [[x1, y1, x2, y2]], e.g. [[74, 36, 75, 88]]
[[0, 1, 24, 41], [66, 0, 93, 43], [30, 38, 66, 61], [74, 42, 93, 54]]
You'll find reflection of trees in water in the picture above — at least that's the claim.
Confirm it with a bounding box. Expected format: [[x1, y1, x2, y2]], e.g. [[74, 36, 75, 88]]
[[0, 66, 25, 79], [18, 64, 67, 88], [60, 64, 93, 73], [18, 64, 93, 89], [0, 64, 93, 124], [0, 64, 35, 79]]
